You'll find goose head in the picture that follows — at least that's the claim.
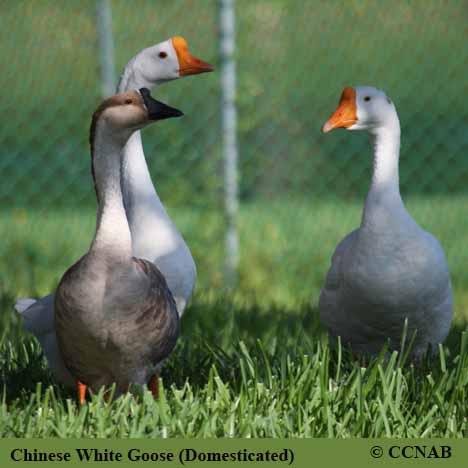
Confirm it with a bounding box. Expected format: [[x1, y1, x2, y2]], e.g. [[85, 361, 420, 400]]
[[90, 88, 183, 146], [322, 86, 398, 134], [128, 36, 214, 87]]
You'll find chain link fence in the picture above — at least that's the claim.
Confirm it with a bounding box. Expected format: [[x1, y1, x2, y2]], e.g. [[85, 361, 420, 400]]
[[1, 0, 468, 309]]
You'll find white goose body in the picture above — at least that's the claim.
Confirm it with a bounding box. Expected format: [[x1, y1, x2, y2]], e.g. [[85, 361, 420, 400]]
[[119, 129, 195, 314], [15, 37, 213, 386], [319, 86, 453, 358]]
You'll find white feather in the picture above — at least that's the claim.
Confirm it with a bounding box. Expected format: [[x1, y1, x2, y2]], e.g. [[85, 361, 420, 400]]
[[319, 86, 453, 359]]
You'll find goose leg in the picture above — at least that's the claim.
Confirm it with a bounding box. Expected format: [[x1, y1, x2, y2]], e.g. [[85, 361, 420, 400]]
[[76, 379, 87, 405], [148, 374, 159, 399], [103, 389, 111, 402], [351, 350, 369, 368]]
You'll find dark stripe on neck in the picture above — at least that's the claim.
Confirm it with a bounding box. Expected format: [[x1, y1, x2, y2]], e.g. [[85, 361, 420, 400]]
[[89, 95, 122, 202]]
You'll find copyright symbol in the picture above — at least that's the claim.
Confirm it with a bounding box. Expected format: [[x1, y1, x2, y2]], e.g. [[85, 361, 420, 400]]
[[370, 446, 383, 458]]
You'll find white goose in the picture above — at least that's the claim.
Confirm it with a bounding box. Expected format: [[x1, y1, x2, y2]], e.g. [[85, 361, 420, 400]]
[[319, 86, 453, 359], [15, 37, 213, 386]]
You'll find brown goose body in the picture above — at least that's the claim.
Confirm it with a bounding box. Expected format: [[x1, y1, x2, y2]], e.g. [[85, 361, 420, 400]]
[[55, 256, 178, 393], [54, 89, 182, 398]]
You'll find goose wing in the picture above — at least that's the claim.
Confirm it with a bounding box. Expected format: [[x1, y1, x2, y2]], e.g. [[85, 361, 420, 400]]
[[129, 257, 180, 366]]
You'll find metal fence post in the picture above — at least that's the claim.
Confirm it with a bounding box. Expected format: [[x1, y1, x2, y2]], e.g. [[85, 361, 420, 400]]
[[219, 0, 239, 288], [96, 0, 116, 97]]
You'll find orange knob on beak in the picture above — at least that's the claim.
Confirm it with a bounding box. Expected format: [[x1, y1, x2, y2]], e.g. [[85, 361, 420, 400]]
[[322, 87, 358, 133], [172, 36, 214, 76]]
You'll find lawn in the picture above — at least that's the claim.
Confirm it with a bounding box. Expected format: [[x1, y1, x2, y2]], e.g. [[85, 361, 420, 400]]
[[1, 196, 468, 437]]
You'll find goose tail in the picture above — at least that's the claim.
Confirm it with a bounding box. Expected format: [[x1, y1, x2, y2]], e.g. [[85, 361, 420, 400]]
[[13, 294, 55, 337], [14, 298, 37, 314]]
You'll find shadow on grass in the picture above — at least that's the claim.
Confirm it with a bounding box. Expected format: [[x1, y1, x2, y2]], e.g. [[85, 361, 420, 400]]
[[1, 291, 467, 403], [0, 294, 323, 402]]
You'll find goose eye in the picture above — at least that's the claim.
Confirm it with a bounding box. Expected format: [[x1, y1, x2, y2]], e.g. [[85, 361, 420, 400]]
[[158, 51, 168, 59], [364, 96, 371, 102], [125, 99, 133, 105]]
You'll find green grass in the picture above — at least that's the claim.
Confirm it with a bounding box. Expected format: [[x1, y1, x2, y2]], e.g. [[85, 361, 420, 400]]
[[1, 197, 468, 437], [1, 303, 468, 437], [3, 195, 468, 316]]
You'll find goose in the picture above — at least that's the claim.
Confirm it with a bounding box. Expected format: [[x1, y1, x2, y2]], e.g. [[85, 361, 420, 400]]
[[319, 86, 453, 359], [14, 37, 213, 387], [55, 88, 183, 404]]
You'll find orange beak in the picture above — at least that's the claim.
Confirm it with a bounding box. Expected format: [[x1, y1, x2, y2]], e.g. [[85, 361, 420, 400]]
[[322, 87, 357, 133], [172, 36, 214, 76]]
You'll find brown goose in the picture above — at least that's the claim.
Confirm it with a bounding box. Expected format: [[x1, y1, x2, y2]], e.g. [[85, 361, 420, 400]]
[[15, 37, 214, 390], [54, 88, 182, 404]]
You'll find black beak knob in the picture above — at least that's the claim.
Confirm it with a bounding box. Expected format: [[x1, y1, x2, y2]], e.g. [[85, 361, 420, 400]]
[[139, 87, 184, 121]]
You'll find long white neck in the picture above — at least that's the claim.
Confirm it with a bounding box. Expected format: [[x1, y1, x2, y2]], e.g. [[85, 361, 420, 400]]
[[115, 60, 196, 315], [117, 69, 168, 228], [90, 129, 132, 260], [361, 117, 410, 228]]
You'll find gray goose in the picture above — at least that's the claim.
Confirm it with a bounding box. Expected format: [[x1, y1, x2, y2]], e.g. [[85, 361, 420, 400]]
[[319, 86, 452, 359], [55, 88, 182, 404]]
